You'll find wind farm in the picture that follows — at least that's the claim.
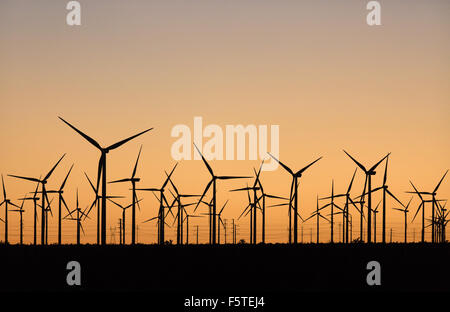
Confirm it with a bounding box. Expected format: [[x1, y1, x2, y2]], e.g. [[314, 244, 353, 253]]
[[1, 0, 449, 296]]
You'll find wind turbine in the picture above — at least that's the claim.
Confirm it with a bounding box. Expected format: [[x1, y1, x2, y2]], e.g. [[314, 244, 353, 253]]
[[170, 196, 197, 245], [343, 150, 390, 243], [357, 157, 404, 243], [59, 117, 152, 245], [1, 175, 21, 244], [230, 184, 260, 244], [217, 200, 228, 245], [318, 180, 343, 243], [304, 195, 330, 243], [268, 153, 322, 244], [108, 198, 143, 245], [37, 164, 74, 245], [372, 201, 381, 243], [17, 183, 40, 245], [252, 165, 288, 243], [184, 212, 204, 245], [8, 154, 66, 245], [10, 197, 26, 244], [136, 164, 177, 244], [407, 170, 448, 243], [321, 169, 360, 243], [194, 143, 250, 245], [166, 175, 200, 245], [392, 197, 413, 243], [64, 189, 89, 245], [109, 145, 143, 245]]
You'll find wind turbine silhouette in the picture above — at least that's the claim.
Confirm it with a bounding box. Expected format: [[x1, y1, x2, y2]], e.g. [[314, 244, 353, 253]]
[[37, 164, 74, 245], [392, 197, 413, 243], [8, 154, 65, 245], [230, 184, 260, 244], [108, 198, 143, 245], [170, 195, 197, 245], [252, 164, 289, 243], [184, 212, 203, 245], [59, 117, 152, 244], [372, 201, 381, 243], [304, 195, 330, 243], [357, 157, 404, 243], [268, 153, 322, 244], [17, 183, 40, 245], [193, 143, 250, 245], [321, 169, 359, 243], [136, 164, 177, 244], [109, 145, 143, 245], [406, 170, 448, 243], [166, 175, 200, 245], [64, 189, 89, 245], [343, 150, 390, 243], [10, 197, 26, 244], [318, 180, 343, 243], [1, 175, 20, 244]]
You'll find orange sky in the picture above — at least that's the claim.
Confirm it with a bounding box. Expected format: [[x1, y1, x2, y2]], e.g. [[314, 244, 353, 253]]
[[0, 0, 449, 244]]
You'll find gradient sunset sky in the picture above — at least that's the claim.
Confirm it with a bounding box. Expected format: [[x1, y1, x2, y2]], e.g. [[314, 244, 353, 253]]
[[0, 0, 449, 244]]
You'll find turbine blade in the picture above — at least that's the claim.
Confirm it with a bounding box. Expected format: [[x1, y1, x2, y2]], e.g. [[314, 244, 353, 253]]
[[411, 202, 423, 223], [217, 176, 251, 180], [296, 156, 323, 175], [193, 143, 214, 176], [347, 168, 358, 193], [386, 189, 404, 207], [132, 145, 143, 179], [368, 153, 390, 172], [383, 155, 389, 186], [60, 164, 74, 191], [109, 178, 132, 184], [8, 174, 40, 183], [44, 154, 66, 181], [433, 170, 448, 193], [162, 163, 178, 189], [59, 117, 102, 150], [343, 150, 367, 173], [106, 128, 153, 151], [194, 179, 213, 212], [268, 153, 293, 175]]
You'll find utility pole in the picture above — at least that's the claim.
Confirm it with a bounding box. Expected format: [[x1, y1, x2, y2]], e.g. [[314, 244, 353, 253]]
[[232, 219, 235, 244], [390, 228, 393, 243]]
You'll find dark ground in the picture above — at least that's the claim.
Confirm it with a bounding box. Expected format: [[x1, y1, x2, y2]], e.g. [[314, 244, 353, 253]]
[[0, 243, 448, 293]]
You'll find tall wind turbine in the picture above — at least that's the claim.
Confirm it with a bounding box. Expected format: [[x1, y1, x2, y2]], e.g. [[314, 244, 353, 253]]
[[407, 170, 448, 243], [358, 157, 404, 243], [392, 197, 413, 243], [304, 195, 330, 243], [109, 145, 143, 245], [343, 150, 390, 243], [136, 164, 177, 244], [59, 117, 152, 245], [10, 197, 26, 244], [167, 175, 200, 245], [318, 180, 343, 243], [17, 183, 40, 245], [64, 189, 89, 245], [1, 175, 21, 244], [108, 198, 142, 245], [8, 154, 65, 245], [194, 143, 250, 245], [268, 153, 322, 244], [321, 169, 360, 243], [38, 164, 74, 245], [184, 212, 203, 245]]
